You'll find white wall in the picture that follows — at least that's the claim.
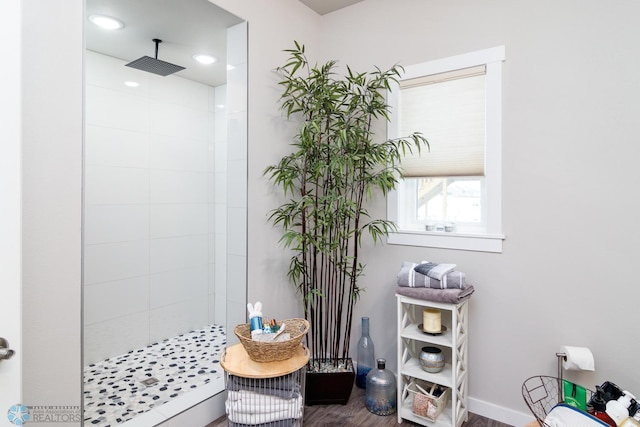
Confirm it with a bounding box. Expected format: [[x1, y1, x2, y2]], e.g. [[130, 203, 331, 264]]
[[21, 0, 83, 425], [211, 0, 322, 324], [83, 51, 220, 364], [316, 0, 640, 424]]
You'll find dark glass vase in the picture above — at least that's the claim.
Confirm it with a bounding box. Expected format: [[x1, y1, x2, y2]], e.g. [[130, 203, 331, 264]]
[[356, 317, 375, 388], [365, 358, 397, 415]]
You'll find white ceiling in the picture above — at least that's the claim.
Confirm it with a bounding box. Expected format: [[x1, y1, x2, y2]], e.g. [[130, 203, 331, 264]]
[[298, 0, 365, 15], [85, 0, 243, 87]]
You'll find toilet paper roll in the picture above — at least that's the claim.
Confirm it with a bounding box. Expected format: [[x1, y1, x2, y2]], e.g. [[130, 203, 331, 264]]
[[560, 345, 595, 371]]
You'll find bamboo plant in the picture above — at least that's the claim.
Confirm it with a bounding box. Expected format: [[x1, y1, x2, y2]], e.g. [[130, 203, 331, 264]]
[[265, 42, 429, 370]]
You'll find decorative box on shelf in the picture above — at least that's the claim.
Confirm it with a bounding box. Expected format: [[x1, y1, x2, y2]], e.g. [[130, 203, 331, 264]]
[[396, 295, 469, 427]]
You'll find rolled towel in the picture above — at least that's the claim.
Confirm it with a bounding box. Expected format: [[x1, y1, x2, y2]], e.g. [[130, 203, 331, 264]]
[[396, 284, 474, 304], [397, 261, 466, 289]]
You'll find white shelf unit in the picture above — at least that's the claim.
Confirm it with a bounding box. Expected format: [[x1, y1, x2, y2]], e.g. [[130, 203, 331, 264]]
[[396, 295, 469, 427]]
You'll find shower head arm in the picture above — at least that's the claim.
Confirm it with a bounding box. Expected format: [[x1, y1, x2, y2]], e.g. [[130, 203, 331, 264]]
[[152, 38, 162, 60]]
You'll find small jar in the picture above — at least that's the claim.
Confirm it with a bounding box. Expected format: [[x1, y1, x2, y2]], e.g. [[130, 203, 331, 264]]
[[365, 359, 397, 416], [419, 346, 445, 373]]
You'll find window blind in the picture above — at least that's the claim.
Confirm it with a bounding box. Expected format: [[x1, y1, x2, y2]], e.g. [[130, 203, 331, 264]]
[[399, 65, 486, 178]]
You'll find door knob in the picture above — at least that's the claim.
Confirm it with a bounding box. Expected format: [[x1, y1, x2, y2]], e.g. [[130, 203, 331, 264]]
[[0, 337, 15, 361]]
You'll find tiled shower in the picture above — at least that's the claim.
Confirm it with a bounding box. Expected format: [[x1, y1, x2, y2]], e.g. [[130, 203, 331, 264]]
[[83, 21, 247, 426]]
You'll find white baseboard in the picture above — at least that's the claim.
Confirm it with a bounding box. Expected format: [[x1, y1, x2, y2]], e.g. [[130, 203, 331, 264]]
[[469, 396, 535, 426]]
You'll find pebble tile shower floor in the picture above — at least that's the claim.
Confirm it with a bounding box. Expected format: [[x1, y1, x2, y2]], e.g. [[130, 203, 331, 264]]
[[84, 324, 226, 426]]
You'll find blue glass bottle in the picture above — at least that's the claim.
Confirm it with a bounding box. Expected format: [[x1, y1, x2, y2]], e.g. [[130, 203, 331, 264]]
[[356, 317, 375, 388], [365, 358, 397, 416]]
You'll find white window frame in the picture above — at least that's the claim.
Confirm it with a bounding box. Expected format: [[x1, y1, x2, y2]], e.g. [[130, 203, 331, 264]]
[[387, 46, 506, 253]]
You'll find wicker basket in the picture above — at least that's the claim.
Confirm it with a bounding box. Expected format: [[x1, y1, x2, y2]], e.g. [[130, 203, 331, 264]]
[[234, 318, 309, 363]]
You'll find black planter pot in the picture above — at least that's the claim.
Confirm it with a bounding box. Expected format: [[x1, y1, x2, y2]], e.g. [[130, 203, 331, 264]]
[[304, 358, 355, 405]]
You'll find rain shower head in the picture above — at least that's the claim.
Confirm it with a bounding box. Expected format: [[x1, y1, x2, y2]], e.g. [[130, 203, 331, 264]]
[[125, 39, 185, 76]]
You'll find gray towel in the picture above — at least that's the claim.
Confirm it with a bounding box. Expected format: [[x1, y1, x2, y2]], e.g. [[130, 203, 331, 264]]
[[414, 262, 456, 280], [396, 284, 474, 304], [229, 419, 300, 427], [397, 261, 466, 289], [227, 373, 300, 399]]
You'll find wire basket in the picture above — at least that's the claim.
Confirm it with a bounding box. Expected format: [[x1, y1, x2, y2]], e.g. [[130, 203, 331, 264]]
[[522, 375, 594, 426], [234, 318, 309, 363], [406, 379, 449, 422], [225, 369, 306, 426]]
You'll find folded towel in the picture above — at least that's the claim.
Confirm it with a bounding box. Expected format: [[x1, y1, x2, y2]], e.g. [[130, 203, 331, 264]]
[[414, 262, 456, 280], [226, 391, 303, 424], [396, 284, 474, 304], [228, 419, 300, 427], [398, 261, 466, 289], [227, 373, 300, 399]]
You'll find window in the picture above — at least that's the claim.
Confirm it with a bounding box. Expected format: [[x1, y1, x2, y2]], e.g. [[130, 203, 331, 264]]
[[387, 46, 505, 252]]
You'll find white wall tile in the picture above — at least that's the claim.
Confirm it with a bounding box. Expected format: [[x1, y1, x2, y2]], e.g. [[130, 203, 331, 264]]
[[226, 254, 246, 305], [227, 207, 246, 256], [149, 235, 208, 274], [226, 22, 247, 67], [226, 62, 247, 114], [214, 85, 227, 111], [227, 159, 246, 208], [84, 50, 239, 357], [86, 85, 149, 132], [85, 50, 150, 95], [83, 311, 150, 365], [213, 291, 225, 326], [227, 112, 247, 162], [214, 232, 227, 273], [85, 165, 149, 205], [84, 276, 149, 325], [84, 240, 149, 285], [85, 204, 149, 245], [208, 232, 216, 265], [85, 125, 149, 168], [149, 265, 208, 309], [149, 102, 210, 141], [149, 297, 208, 343], [214, 140, 227, 173], [149, 133, 208, 172], [150, 204, 208, 239], [149, 169, 209, 204], [226, 300, 246, 341], [214, 171, 227, 205], [148, 73, 209, 111]]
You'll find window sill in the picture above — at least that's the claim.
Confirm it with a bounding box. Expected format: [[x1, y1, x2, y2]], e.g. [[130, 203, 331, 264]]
[[388, 230, 504, 253]]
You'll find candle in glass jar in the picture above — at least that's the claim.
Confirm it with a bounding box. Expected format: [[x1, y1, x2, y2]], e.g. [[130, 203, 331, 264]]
[[422, 308, 441, 333]]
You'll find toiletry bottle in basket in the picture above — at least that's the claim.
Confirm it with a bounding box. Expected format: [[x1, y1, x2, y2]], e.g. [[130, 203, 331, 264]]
[[247, 302, 263, 339], [589, 388, 616, 427], [619, 418, 640, 427], [606, 391, 636, 426]]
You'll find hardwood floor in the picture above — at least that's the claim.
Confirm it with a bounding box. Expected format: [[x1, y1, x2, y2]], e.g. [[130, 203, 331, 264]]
[[205, 385, 514, 426]]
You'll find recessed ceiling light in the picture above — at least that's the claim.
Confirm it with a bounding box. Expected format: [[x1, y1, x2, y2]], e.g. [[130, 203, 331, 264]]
[[89, 14, 124, 30], [227, 64, 235, 71], [124, 81, 139, 88], [192, 54, 218, 65]]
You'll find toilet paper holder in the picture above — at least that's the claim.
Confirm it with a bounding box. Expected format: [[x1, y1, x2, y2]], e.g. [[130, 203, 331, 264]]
[[555, 347, 594, 404]]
